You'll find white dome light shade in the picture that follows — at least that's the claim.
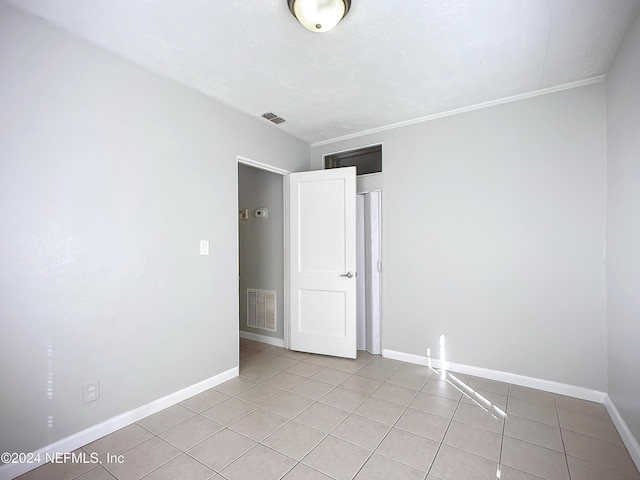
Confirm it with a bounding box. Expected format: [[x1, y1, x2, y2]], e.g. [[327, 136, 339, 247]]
[[288, 0, 351, 33]]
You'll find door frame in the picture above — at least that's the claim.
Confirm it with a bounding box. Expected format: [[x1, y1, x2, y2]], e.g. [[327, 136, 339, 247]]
[[237, 156, 290, 349], [363, 190, 383, 355], [236, 157, 367, 355]]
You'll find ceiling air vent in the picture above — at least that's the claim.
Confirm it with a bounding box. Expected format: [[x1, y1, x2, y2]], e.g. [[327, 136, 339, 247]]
[[261, 112, 286, 125]]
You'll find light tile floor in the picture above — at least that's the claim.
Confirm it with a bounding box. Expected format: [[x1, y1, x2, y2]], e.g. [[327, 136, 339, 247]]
[[17, 339, 640, 480]]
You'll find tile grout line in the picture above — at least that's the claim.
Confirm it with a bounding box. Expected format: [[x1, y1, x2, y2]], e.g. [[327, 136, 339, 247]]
[[554, 398, 640, 479], [288, 353, 384, 478], [502, 388, 571, 480], [340, 362, 426, 479], [172, 350, 339, 478], [424, 372, 464, 478], [245, 355, 406, 478], [115, 435, 182, 480], [554, 394, 573, 480], [498, 384, 510, 480], [294, 354, 386, 477], [249, 350, 380, 479]]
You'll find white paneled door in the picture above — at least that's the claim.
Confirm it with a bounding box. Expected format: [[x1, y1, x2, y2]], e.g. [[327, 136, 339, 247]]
[[288, 167, 357, 358]]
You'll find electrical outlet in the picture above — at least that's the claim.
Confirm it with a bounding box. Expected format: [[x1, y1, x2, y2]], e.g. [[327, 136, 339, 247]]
[[83, 380, 100, 404]]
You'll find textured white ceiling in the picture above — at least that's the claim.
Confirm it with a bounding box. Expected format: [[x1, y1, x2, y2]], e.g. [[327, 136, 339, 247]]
[[5, 0, 640, 143]]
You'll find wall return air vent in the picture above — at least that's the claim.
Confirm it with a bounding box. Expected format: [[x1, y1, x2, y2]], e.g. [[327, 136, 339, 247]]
[[261, 112, 286, 125], [247, 288, 277, 331]]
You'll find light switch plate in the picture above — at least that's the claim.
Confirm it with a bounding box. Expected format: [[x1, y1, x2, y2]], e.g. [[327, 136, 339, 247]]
[[200, 240, 209, 255]]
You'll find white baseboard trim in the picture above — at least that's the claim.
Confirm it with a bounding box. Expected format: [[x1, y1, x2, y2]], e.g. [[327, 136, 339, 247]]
[[604, 395, 640, 471], [382, 349, 606, 403], [0, 367, 238, 480], [384, 349, 640, 470], [240, 330, 285, 347]]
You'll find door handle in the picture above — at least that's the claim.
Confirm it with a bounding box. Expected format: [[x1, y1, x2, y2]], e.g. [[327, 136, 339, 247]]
[[340, 271, 355, 278]]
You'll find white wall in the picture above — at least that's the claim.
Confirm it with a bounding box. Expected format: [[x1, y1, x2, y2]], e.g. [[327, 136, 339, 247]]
[[0, 5, 308, 457], [312, 83, 608, 391], [606, 11, 640, 441], [238, 164, 285, 340]]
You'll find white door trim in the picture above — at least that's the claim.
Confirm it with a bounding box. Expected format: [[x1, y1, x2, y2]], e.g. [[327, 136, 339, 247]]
[[237, 156, 290, 175], [283, 175, 291, 350]]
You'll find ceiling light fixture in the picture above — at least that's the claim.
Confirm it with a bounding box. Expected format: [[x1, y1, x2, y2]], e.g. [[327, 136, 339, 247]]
[[287, 0, 351, 33]]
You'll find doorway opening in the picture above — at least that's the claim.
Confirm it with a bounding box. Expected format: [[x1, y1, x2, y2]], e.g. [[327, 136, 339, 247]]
[[237, 157, 382, 356], [237, 159, 287, 347]]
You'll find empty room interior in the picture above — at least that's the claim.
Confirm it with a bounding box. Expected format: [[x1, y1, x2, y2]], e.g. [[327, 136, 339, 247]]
[[1, 1, 640, 479]]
